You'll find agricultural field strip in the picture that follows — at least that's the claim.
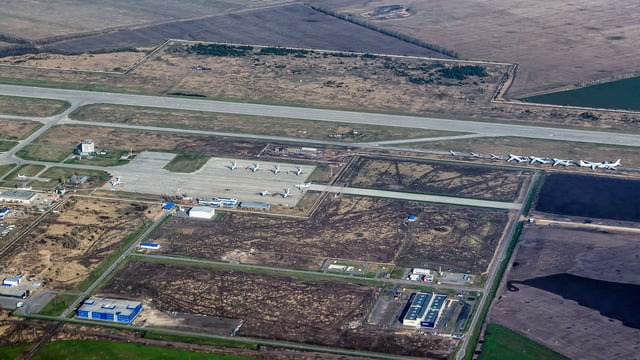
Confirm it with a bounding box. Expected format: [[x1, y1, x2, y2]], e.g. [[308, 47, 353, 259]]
[[131, 253, 479, 292], [310, 185, 521, 210], [1, 84, 640, 147]]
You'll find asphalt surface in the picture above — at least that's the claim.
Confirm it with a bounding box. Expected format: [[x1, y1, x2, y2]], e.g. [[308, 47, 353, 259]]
[[1, 84, 640, 147]]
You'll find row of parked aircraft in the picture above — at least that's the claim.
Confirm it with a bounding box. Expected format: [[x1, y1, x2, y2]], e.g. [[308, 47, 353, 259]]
[[449, 150, 621, 170], [257, 182, 311, 198], [227, 161, 304, 176]]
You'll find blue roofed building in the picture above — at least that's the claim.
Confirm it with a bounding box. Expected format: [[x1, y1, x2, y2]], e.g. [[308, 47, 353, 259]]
[[76, 297, 142, 324]]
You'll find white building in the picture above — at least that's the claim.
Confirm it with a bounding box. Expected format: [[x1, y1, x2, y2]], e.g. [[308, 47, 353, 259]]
[[0, 190, 37, 204], [79, 139, 95, 155], [2, 276, 23, 287], [189, 206, 215, 219]]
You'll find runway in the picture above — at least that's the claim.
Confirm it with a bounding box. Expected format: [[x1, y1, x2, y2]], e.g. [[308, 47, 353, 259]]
[[1, 84, 640, 147]]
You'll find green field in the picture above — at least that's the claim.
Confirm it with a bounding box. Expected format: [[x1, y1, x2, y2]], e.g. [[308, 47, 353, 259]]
[[478, 323, 568, 360], [163, 152, 210, 173], [64, 150, 131, 167], [143, 332, 258, 350], [16, 144, 73, 162], [29, 167, 110, 190], [522, 75, 640, 110], [30, 340, 256, 360], [0, 140, 18, 152], [0, 163, 16, 179], [0, 343, 32, 360]]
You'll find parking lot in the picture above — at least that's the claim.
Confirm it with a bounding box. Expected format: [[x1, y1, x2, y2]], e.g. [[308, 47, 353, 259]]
[[108, 151, 316, 206]]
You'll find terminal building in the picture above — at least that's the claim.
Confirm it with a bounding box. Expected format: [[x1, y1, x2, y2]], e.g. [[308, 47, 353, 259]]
[[76, 297, 142, 324], [402, 292, 448, 328]]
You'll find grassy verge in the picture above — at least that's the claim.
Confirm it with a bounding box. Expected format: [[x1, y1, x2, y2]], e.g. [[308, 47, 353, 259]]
[[16, 144, 72, 162], [6, 164, 45, 178], [142, 331, 259, 350], [0, 163, 17, 179], [0, 77, 149, 96], [30, 340, 256, 360], [64, 151, 131, 167], [461, 172, 543, 359], [73, 219, 153, 292], [37, 294, 79, 316], [163, 152, 210, 173], [0, 343, 32, 360], [0, 94, 70, 117], [30, 167, 110, 190], [0, 140, 18, 152], [478, 323, 568, 360]]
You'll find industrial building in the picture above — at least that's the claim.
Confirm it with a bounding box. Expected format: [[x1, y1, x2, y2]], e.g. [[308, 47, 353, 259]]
[[140, 242, 160, 250], [402, 292, 448, 328], [76, 297, 142, 323], [189, 206, 215, 219], [0, 190, 37, 204], [77, 139, 95, 156], [2, 275, 23, 287]]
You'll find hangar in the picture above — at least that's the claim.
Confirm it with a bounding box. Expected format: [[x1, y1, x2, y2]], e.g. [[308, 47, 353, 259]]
[[0, 190, 36, 204], [189, 206, 215, 219], [76, 297, 142, 323]]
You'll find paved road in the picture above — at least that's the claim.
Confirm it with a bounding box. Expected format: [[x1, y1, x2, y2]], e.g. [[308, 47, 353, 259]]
[[309, 185, 522, 210], [2, 84, 640, 147]]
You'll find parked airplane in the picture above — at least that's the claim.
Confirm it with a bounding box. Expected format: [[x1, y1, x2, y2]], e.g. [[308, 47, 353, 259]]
[[258, 190, 272, 196], [250, 163, 260, 172], [490, 154, 504, 160], [110, 177, 122, 186], [449, 150, 459, 156], [552, 158, 573, 167], [280, 188, 293, 198], [598, 159, 621, 170], [295, 182, 311, 190], [293, 167, 304, 176], [506, 154, 528, 163], [529, 156, 551, 165], [228, 161, 237, 171], [578, 160, 600, 170], [16, 174, 26, 179], [271, 164, 281, 174], [469, 152, 481, 158]]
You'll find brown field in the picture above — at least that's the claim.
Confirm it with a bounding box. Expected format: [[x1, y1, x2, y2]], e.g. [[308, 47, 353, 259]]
[[489, 225, 640, 360], [0, 51, 148, 72], [0, 95, 69, 117], [339, 156, 525, 201], [0, 119, 41, 140], [1, 197, 160, 290], [0, 0, 294, 41], [101, 260, 456, 358], [69, 104, 461, 142], [19, 124, 268, 162], [151, 195, 507, 273], [313, 0, 640, 96], [0, 312, 51, 345]]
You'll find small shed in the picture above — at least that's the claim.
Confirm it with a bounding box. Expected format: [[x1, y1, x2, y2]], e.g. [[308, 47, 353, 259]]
[[408, 215, 417, 222], [162, 203, 176, 211]]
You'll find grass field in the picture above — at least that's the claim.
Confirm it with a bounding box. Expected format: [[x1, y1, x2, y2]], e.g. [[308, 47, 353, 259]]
[[0, 343, 32, 360], [0, 140, 18, 151], [0, 119, 43, 140], [522, 76, 640, 111], [29, 167, 110, 189], [478, 323, 568, 360], [16, 144, 73, 162], [6, 164, 46, 179], [0, 163, 16, 179], [69, 103, 463, 142], [64, 151, 131, 167], [163, 152, 210, 173], [0, 95, 69, 117], [142, 332, 259, 350], [37, 294, 79, 316], [30, 340, 256, 360]]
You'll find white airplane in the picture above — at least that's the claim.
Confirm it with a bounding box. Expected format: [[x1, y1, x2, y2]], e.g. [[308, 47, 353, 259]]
[[552, 158, 573, 167], [258, 190, 272, 196], [228, 161, 237, 171], [578, 160, 601, 170], [469, 152, 481, 158], [295, 182, 311, 190], [490, 154, 504, 160], [449, 150, 460, 156], [280, 188, 293, 198], [110, 176, 122, 186], [271, 164, 281, 174], [529, 156, 551, 165], [598, 159, 621, 170], [506, 154, 528, 163], [250, 163, 260, 172], [292, 167, 304, 176], [16, 174, 26, 179]]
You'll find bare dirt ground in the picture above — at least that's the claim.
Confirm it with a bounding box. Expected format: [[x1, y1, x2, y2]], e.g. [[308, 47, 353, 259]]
[[489, 225, 640, 360], [0, 119, 41, 140], [314, 0, 640, 96], [151, 195, 507, 273], [101, 260, 456, 358], [0, 196, 159, 290], [0, 51, 148, 72], [0, 311, 51, 344], [339, 156, 525, 201]]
